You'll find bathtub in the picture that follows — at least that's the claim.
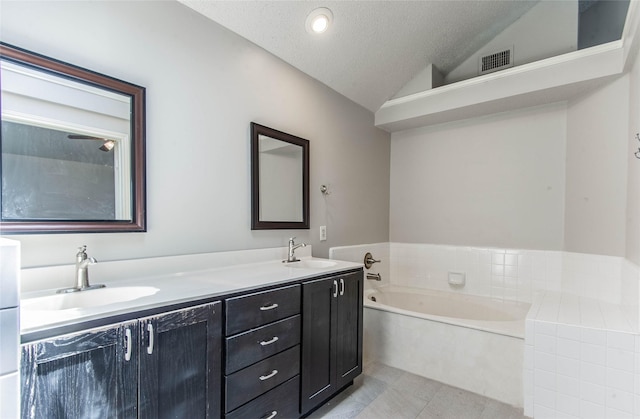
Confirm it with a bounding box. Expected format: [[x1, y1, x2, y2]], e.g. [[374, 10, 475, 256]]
[[363, 285, 530, 407]]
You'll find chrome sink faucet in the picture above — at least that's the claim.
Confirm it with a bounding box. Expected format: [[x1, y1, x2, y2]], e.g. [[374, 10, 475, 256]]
[[58, 245, 105, 293], [285, 237, 307, 263]]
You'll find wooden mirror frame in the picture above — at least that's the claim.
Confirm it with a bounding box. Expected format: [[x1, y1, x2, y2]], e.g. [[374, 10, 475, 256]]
[[251, 122, 309, 230], [0, 43, 146, 233]]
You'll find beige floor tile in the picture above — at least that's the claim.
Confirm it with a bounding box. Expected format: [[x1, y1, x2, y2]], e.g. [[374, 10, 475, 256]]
[[363, 362, 405, 385], [317, 363, 526, 419], [479, 398, 526, 419], [347, 375, 388, 405], [416, 384, 486, 419], [355, 387, 429, 419], [391, 372, 443, 403]]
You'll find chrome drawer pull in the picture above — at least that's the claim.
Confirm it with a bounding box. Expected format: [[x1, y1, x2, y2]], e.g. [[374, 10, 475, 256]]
[[260, 336, 279, 346], [340, 278, 345, 296], [260, 303, 279, 311], [333, 280, 338, 298], [262, 411, 277, 419], [259, 369, 278, 381]]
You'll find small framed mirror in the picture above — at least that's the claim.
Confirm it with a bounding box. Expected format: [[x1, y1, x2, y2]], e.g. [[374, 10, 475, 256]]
[[0, 43, 146, 233], [251, 122, 309, 230]]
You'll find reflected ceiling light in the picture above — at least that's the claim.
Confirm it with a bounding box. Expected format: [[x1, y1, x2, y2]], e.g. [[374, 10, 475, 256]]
[[305, 7, 333, 34], [68, 134, 116, 152], [99, 140, 116, 152]]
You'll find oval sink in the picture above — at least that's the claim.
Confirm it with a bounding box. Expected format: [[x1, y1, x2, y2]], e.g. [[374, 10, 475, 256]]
[[287, 260, 337, 269], [22, 286, 159, 311]]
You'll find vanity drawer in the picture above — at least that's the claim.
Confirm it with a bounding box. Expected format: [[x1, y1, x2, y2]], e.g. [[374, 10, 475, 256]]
[[225, 376, 299, 419], [226, 285, 300, 335], [226, 315, 300, 374], [225, 345, 300, 413]]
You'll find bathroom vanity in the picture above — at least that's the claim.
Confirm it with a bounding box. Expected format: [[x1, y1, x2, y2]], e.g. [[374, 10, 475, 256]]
[[19, 257, 363, 419]]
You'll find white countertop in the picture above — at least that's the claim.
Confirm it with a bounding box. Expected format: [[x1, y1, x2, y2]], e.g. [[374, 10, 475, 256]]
[[20, 257, 362, 337]]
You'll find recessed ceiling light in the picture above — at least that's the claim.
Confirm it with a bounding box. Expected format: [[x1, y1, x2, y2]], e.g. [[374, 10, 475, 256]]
[[305, 7, 333, 34]]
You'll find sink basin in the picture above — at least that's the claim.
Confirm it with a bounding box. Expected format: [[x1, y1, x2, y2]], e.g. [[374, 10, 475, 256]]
[[22, 286, 159, 311], [286, 260, 337, 269]]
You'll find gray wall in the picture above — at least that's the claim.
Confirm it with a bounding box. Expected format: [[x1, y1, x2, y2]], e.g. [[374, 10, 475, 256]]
[[578, 0, 630, 50], [1, 1, 390, 267], [390, 104, 567, 250], [627, 44, 640, 265], [445, 1, 578, 84], [390, 72, 637, 259], [564, 75, 629, 257]]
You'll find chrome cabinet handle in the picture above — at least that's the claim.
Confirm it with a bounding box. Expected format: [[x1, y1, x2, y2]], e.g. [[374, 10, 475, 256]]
[[262, 411, 278, 419], [124, 328, 132, 361], [260, 336, 279, 346], [147, 323, 154, 355], [260, 303, 279, 311], [340, 278, 345, 296], [259, 369, 278, 381], [333, 280, 338, 298]]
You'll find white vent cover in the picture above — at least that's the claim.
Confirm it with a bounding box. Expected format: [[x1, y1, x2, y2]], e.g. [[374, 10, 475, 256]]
[[479, 46, 514, 75]]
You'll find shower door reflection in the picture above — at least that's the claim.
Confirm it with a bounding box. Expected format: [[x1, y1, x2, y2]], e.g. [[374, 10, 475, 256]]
[[1, 121, 127, 220]]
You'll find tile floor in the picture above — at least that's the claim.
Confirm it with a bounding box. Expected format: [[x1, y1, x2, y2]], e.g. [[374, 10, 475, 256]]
[[310, 362, 526, 419]]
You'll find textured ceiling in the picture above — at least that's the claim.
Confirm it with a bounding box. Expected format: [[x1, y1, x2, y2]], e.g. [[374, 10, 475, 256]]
[[179, 1, 538, 112]]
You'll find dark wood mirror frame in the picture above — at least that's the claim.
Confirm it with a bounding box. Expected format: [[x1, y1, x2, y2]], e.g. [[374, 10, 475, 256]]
[[0, 43, 146, 233], [251, 122, 309, 230]]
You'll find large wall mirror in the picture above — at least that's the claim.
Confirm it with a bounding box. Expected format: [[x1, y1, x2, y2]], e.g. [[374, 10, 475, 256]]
[[251, 122, 309, 230], [0, 43, 146, 233]]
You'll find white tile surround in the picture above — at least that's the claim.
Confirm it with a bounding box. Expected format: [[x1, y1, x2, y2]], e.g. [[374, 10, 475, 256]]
[[525, 305, 639, 418], [330, 243, 640, 418], [362, 304, 525, 407]]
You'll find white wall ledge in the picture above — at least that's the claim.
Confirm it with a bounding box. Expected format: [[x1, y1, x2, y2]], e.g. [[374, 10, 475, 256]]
[[375, 41, 625, 132]]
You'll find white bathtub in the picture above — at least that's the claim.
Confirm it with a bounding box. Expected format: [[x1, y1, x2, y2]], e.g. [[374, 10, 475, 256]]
[[363, 285, 531, 407]]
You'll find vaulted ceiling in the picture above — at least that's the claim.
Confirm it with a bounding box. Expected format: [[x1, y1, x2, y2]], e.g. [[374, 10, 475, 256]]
[[179, 0, 539, 112]]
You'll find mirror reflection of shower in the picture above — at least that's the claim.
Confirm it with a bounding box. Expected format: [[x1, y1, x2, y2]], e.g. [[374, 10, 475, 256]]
[[0, 121, 124, 220]]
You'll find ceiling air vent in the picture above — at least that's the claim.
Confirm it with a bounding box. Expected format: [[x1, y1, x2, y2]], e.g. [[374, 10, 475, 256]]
[[479, 46, 514, 75]]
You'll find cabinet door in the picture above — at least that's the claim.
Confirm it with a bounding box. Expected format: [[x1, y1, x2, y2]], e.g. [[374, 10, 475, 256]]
[[300, 278, 337, 415], [139, 301, 221, 419], [336, 272, 363, 388], [21, 321, 139, 419]]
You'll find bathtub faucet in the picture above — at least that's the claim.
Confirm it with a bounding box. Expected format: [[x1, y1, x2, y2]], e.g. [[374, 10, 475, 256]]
[[363, 252, 381, 269], [366, 273, 382, 281]]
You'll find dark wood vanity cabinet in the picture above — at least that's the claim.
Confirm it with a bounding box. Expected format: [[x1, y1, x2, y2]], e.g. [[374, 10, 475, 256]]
[[20, 302, 221, 419], [300, 271, 363, 415], [224, 285, 302, 418], [20, 268, 364, 419], [138, 303, 222, 418], [21, 320, 139, 418]]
